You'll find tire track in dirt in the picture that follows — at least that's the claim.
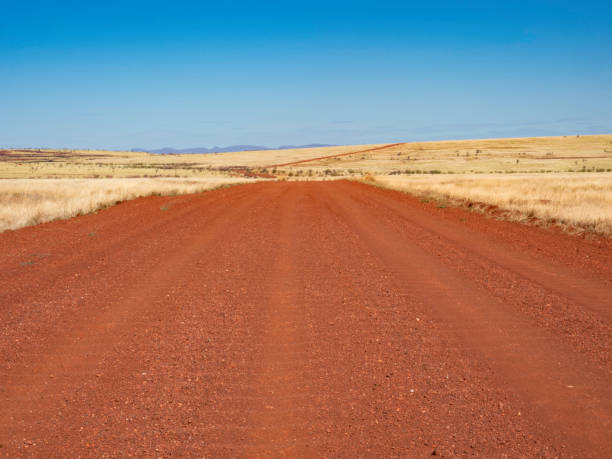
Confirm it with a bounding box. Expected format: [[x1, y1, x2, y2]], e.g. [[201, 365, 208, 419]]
[[243, 186, 309, 456]]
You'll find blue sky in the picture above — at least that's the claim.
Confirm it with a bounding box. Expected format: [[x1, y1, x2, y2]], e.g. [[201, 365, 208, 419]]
[[1, 1, 611, 149]]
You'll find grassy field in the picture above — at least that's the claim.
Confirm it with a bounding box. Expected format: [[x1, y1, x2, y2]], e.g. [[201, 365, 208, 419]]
[[1, 135, 611, 233], [0, 145, 370, 179], [369, 173, 612, 234], [272, 135, 612, 177], [0, 177, 253, 232], [3, 135, 611, 179]]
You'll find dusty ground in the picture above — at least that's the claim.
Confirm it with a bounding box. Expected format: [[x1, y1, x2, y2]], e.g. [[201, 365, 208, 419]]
[[0, 181, 610, 457]]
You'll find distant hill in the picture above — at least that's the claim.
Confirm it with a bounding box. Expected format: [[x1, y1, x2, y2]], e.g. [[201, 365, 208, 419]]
[[131, 144, 334, 154], [276, 144, 334, 150]]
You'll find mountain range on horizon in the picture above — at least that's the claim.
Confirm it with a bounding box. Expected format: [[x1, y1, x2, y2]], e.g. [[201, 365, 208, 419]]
[[132, 144, 334, 154]]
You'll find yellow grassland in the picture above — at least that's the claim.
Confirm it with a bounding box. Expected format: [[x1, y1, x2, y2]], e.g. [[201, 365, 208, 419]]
[[0, 177, 255, 232], [274, 134, 612, 176], [369, 173, 612, 234], [0, 145, 372, 179], [3, 135, 609, 179]]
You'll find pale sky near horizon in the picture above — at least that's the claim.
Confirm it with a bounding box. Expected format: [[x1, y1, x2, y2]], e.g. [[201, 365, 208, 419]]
[[1, 1, 611, 150]]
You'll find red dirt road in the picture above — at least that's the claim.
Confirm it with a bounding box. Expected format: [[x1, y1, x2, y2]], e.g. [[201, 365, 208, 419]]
[[1, 181, 611, 457]]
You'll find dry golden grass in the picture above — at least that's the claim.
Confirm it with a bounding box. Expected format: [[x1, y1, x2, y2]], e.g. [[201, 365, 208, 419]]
[[0, 145, 376, 179], [201, 144, 377, 167], [276, 135, 612, 176], [370, 173, 612, 234], [0, 177, 253, 232], [2, 135, 611, 178]]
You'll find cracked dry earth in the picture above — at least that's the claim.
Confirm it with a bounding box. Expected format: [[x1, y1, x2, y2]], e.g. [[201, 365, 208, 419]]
[[0, 180, 611, 457]]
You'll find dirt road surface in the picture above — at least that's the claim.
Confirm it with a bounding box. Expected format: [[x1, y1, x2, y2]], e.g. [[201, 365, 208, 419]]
[[1, 181, 610, 457]]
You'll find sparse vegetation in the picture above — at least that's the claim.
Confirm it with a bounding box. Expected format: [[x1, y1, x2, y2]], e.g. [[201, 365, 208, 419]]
[[271, 135, 612, 176], [4, 135, 609, 180], [368, 174, 612, 234], [0, 177, 253, 232]]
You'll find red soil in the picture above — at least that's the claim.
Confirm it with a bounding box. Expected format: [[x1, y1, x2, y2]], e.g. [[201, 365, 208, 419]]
[[0, 181, 610, 457]]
